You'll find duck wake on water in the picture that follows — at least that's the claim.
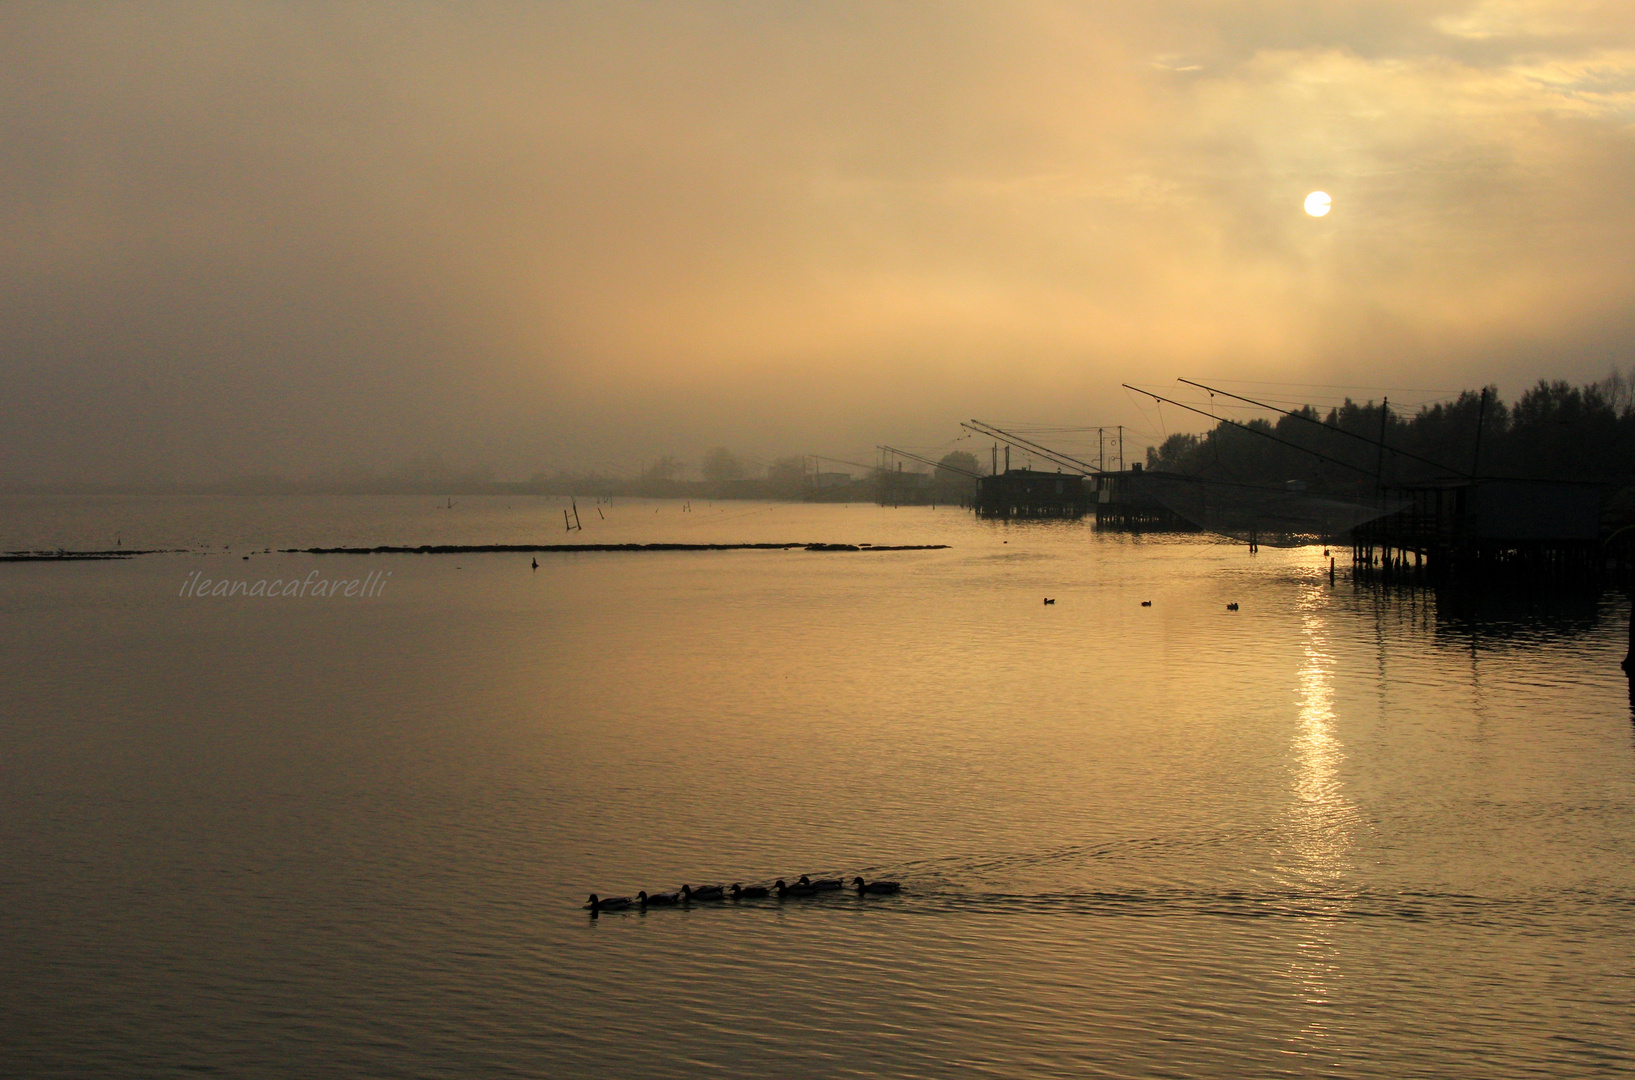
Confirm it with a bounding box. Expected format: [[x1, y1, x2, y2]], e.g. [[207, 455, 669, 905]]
[[586, 874, 907, 915]]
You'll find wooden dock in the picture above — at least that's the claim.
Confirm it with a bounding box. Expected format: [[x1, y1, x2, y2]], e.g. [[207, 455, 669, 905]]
[[1350, 478, 1620, 580]]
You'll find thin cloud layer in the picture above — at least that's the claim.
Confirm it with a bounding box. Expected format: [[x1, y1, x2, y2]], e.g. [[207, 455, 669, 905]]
[[1, 1, 1631, 480]]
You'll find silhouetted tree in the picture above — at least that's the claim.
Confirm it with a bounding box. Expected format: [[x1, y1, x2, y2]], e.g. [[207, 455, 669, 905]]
[[642, 455, 686, 482], [1147, 432, 1200, 471], [1143, 371, 1635, 492], [700, 447, 746, 486], [935, 451, 981, 480], [933, 450, 981, 502]]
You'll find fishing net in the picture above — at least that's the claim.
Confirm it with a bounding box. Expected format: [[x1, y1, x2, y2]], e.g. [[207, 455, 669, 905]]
[[1127, 471, 1403, 547]]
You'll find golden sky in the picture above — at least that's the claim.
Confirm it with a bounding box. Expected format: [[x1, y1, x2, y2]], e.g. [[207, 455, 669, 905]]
[[3, 1, 1632, 480]]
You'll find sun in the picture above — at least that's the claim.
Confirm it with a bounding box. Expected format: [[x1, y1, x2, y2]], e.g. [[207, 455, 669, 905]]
[[1304, 191, 1332, 217]]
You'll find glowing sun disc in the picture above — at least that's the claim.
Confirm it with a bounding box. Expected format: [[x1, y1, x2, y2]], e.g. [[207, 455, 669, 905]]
[[1304, 191, 1332, 217]]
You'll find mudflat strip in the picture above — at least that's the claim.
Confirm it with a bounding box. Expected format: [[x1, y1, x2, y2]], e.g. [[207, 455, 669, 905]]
[[1, 550, 157, 561], [1, 543, 948, 560], [284, 542, 949, 554]]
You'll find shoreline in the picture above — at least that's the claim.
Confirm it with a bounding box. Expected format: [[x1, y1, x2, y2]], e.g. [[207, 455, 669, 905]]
[[1, 542, 949, 561], [287, 542, 949, 554]]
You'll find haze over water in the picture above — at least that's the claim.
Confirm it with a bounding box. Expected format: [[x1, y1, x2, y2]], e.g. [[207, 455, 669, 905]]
[[4, 496, 1633, 1077], [6, 3, 1635, 483]]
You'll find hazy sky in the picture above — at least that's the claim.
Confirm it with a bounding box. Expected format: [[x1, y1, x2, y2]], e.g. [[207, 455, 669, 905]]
[[4, 1, 1633, 481]]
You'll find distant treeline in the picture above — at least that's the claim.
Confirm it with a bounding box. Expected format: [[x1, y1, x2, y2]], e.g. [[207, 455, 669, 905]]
[[1145, 373, 1635, 495], [3, 448, 981, 502]]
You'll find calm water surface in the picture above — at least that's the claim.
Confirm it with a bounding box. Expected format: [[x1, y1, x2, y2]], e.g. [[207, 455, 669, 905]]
[[3, 496, 1633, 1078]]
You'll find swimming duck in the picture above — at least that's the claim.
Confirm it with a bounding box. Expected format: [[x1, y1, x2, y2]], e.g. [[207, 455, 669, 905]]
[[798, 875, 844, 891], [1043, 598, 1055, 605], [681, 884, 725, 901], [638, 890, 680, 907], [730, 883, 770, 900], [586, 893, 634, 912], [775, 878, 819, 898], [852, 877, 901, 895], [1140, 600, 1152, 607]]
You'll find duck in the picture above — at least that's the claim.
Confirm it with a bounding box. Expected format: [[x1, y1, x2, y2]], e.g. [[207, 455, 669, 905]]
[[730, 883, 770, 900], [852, 877, 901, 895], [798, 875, 844, 892], [586, 893, 634, 912], [1226, 602, 1239, 611], [775, 878, 819, 898], [638, 889, 680, 907], [681, 884, 725, 901], [1043, 597, 1055, 605], [1140, 600, 1152, 607]]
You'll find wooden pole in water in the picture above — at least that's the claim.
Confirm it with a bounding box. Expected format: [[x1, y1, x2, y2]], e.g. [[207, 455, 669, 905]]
[[1624, 591, 1633, 675]]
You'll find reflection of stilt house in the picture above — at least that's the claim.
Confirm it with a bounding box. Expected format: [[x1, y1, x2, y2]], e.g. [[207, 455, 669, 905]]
[[975, 469, 1089, 519]]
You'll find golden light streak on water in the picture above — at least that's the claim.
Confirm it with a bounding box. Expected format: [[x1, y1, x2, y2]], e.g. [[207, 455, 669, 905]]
[[1282, 585, 1357, 1056]]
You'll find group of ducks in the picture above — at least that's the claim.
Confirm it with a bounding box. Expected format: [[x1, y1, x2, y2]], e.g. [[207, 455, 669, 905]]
[[586, 875, 902, 913]]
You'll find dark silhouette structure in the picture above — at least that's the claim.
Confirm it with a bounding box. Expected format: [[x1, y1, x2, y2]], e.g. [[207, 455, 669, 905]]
[[1353, 478, 1611, 580], [975, 468, 1089, 519]]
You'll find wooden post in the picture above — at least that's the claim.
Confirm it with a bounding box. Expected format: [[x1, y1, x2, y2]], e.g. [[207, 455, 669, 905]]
[[1624, 591, 1633, 675]]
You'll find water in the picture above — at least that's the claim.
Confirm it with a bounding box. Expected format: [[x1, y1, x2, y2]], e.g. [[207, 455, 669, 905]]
[[4, 495, 1634, 1078]]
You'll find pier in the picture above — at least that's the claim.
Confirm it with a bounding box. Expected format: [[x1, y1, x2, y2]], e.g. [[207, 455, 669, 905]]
[[1350, 478, 1619, 581]]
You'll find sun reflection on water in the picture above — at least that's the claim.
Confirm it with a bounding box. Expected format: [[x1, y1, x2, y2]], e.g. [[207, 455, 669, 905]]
[[1291, 585, 1355, 884], [1284, 583, 1362, 1053]]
